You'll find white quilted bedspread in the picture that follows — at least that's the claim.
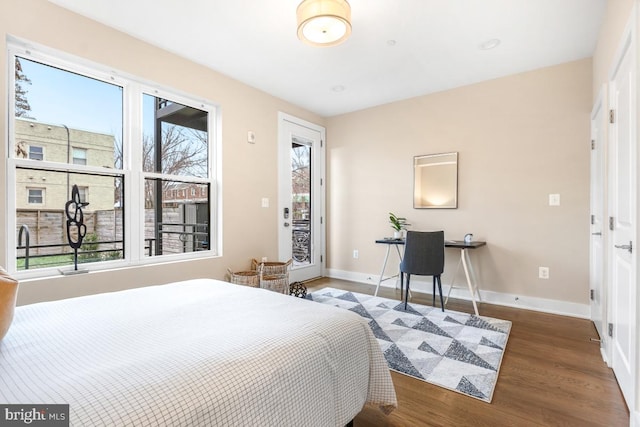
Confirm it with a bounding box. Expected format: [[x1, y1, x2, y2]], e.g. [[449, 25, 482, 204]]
[[0, 279, 396, 426]]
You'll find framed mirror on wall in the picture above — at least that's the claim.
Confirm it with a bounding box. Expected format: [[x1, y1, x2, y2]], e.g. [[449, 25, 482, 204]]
[[413, 152, 458, 209]]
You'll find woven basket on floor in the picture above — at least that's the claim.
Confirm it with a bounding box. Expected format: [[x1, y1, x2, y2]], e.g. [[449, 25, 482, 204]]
[[260, 273, 289, 294], [251, 259, 292, 275], [227, 269, 259, 287]]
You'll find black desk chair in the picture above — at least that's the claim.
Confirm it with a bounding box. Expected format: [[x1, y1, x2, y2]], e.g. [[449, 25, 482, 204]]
[[400, 231, 445, 311]]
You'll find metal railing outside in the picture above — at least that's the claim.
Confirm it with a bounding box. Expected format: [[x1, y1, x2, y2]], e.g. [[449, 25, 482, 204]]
[[17, 222, 209, 268], [292, 219, 311, 263]]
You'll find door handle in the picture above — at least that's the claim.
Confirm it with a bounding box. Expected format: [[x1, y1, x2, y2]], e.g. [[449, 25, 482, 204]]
[[592, 232, 602, 236], [284, 222, 290, 227], [614, 241, 633, 253]]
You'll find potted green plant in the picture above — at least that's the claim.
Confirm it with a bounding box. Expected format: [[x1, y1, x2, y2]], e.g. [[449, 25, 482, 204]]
[[389, 212, 410, 239]]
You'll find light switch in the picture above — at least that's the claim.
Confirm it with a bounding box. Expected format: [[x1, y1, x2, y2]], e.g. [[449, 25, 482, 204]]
[[261, 197, 269, 208], [549, 194, 560, 206], [247, 131, 256, 144]]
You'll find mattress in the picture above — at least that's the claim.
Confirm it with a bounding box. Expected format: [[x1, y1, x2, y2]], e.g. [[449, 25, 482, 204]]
[[0, 279, 396, 426]]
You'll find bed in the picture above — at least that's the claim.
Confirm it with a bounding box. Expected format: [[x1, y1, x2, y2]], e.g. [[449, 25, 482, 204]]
[[0, 279, 397, 426]]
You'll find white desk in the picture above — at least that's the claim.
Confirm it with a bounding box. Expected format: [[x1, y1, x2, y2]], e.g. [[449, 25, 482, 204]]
[[374, 238, 486, 316]]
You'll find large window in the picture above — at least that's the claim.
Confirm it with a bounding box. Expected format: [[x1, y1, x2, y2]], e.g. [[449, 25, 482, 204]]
[[8, 42, 218, 276]]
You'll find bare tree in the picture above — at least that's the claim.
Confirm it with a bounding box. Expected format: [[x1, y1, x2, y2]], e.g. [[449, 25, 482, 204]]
[[291, 144, 310, 220], [15, 58, 34, 119], [292, 144, 310, 195], [157, 125, 208, 177], [14, 58, 34, 158], [114, 125, 207, 208]]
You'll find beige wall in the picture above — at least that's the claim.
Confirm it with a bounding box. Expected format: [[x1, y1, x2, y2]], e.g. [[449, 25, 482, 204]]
[[0, 0, 616, 312], [1, 0, 324, 304], [326, 58, 592, 306]]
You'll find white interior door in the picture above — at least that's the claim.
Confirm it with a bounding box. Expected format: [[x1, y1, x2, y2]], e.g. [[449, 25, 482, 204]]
[[590, 89, 606, 343], [278, 113, 325, 282], [607, 24, 636, 408]]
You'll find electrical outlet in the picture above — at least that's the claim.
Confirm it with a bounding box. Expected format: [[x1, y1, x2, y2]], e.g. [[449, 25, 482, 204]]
[[539, 267, 549, 279], [549, 194, 560, 206], [353, 249, 359, 259]]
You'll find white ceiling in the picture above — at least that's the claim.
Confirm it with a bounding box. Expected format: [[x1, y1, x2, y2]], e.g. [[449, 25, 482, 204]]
[[48, 0, 607, 117]]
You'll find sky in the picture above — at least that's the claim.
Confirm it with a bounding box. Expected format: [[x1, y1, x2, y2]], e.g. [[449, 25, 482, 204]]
[[18, 57, 123, 137], [18, 57, 196, 141], [17, 56, 208, 177]]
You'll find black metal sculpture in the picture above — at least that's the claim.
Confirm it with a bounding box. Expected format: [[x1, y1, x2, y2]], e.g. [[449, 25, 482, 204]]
[[65, 185, 89, 271]]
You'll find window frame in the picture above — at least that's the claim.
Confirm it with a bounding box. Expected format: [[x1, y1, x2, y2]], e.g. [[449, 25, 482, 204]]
[[6, 38, 221, 279]]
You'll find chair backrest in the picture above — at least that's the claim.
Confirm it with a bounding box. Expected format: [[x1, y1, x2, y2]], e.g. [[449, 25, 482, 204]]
[[400, 231, 445, 276]]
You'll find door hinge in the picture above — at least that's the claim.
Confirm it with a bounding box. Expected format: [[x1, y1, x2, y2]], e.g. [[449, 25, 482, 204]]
[[609, 216, 615, 231], [320, 255, 323, 263], [591, 214, 595, 225], [320, 216, 323, 224], [320, 178, 323, 186], [608, 323, 614, 337], [320, 139, 323, 148], [590, 289, 594, 300], [591, 140, 595, 150], [609, 109, 615, 124]]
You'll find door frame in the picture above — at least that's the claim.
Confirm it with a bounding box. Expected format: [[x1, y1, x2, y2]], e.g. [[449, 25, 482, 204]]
[[590, 85, 607, 355], [277, 112, 326, 281]]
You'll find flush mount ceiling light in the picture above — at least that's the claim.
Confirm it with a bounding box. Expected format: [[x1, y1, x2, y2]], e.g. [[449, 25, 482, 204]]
[[297, 0, 352, 47]]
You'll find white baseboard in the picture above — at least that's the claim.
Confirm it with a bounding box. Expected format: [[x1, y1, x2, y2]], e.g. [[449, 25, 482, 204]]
[[325, 268, 591, 319], [600, 346, 609, 366]]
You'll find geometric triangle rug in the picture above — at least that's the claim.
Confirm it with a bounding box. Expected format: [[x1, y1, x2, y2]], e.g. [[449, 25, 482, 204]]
[[306, 288, 512, 403]]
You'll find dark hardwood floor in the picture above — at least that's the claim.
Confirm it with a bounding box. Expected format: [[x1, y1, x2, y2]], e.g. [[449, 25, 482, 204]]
[[306, 278, 630, 427]]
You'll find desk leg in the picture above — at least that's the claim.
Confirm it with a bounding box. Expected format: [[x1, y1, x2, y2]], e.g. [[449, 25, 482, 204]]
[[464, 249, 482, 302], [461, 248, 479, 316], [374, 244, 392, 296], [394, 244, 404, 291], [445, 257, 463, 305]]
